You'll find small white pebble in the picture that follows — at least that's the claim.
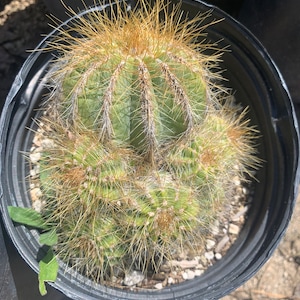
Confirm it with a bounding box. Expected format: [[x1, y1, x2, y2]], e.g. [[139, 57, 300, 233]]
[[30, 169, 36, 177], [206, 239, 216, 250], [229, 223, 240, 235], [186, 270, 195, 280], [29, 152, 41, 163], [35, 165, 40, 174], [30, 187, 42, 202], [33, 134, 42, 147], [215, 253, 222, 260], [154, 283, 163, 290], [210, 225, 219, 235], [182, 272, 188, 280], [41, 138, 55, 149], [204, 251, 214, 260], [123, 270, 144, 286], [167, 277, 174, 284], [194, 269, 204, 276], [32, 200, 43, 213]]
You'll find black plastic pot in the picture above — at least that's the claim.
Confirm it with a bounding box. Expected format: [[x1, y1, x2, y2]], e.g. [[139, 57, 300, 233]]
[[0, 1, 299, 299]]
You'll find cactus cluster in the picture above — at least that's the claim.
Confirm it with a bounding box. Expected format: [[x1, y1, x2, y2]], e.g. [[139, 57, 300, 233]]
[[34, 0, 260, 284]]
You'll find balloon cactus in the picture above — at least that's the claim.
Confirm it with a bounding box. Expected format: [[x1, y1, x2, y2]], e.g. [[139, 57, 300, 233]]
[[34, 0, 260, 283]]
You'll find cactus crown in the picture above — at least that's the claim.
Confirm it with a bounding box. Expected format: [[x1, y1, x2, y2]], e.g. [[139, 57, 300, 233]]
[[32, 0, 260, 285], [47, 0, 223, 164]]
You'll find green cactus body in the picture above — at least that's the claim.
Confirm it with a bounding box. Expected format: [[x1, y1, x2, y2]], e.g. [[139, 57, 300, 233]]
[[124, 171, 201, 270], [57, 53, 207, 162], [34, 0, 260, 284]]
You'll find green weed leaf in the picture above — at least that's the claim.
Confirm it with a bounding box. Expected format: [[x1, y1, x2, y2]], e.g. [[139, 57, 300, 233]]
[[39, 229, 58, 246], [8, 206, 48, 230], [38, 248, 59, 296]]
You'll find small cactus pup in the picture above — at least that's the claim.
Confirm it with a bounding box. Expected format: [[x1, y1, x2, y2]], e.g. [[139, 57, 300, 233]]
[[31, 0, 261, 287]]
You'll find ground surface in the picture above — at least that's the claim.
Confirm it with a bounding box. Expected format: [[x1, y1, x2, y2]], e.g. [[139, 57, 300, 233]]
[[0, 1, 299, 299]]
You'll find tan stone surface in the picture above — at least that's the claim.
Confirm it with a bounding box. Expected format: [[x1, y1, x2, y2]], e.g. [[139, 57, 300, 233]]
[[223, 193, 300, 300]]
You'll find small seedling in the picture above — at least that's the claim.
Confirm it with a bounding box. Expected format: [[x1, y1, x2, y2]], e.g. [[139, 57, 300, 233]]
[[8, 206, 58, 295]]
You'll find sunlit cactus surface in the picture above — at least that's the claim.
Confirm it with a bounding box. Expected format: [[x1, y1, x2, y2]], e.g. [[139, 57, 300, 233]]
[[35, 0, 260, 282]]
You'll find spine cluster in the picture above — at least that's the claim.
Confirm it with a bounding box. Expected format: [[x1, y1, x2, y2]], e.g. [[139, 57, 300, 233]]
[[35, 0, 260, 282]]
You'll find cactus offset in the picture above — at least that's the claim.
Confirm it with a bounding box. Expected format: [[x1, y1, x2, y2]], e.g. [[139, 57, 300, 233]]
[[34, 0, 260, 284]]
